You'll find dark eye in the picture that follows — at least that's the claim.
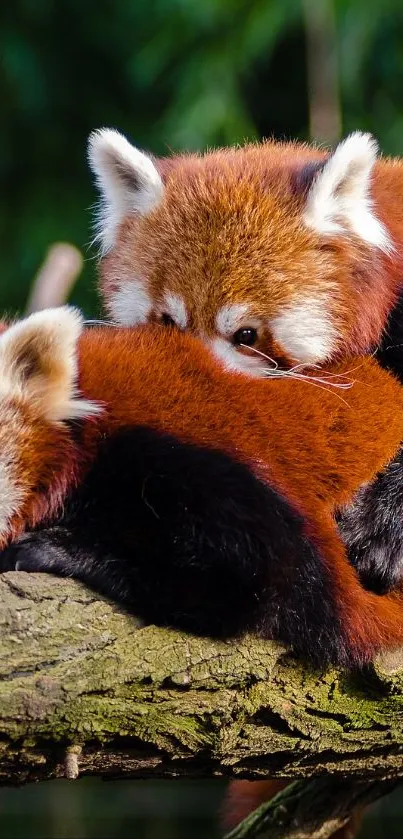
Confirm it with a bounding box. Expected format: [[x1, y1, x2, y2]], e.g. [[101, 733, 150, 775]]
[[232, 327, 258, 347], [161, 313, 176, 327]]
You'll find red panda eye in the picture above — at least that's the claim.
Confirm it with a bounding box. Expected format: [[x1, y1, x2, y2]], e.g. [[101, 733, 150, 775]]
[[161, 314, 176, 328], [232, 327, 258, 347]]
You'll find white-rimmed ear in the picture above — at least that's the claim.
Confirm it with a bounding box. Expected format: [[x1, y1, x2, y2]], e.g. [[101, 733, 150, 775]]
[[0, 307, 100, 422], [88, 128, 164, 254], [303, 132, 391, 251]]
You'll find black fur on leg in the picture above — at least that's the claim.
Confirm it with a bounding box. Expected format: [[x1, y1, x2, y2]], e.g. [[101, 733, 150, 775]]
[[337, 447, 403, 593], [337, 289, 403, 593], [376, 288, 403, 384], [1, 427, 346, 667]]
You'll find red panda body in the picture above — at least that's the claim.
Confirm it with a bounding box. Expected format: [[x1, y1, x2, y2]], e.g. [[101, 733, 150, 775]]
[[2, 308, 403, 668]]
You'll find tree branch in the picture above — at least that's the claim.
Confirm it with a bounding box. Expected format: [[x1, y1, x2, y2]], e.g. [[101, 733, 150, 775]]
[[1, 571, 403, 787], [224, 777, 398, 839], [25, 243, 83, 314], [302, 0, 341, 144]]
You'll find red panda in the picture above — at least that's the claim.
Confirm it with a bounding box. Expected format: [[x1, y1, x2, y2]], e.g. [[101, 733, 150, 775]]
[[86, 127, 403, 605], [87, 128, 403, 376], [2, 307, 403, 669]]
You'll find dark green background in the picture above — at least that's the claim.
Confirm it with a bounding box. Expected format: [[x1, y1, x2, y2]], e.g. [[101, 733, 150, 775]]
[[2, 0, 403, 835], [3, 0, 403, 317], [0, 779, 402, 839]]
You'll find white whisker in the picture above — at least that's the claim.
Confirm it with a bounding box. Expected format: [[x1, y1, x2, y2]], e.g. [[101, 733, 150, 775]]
[[302, 380, 351, 406], [238, 344, 354, 405], [241, 344, 279, 369], [292, 373, 353, 390], [84, 319, 118, 327], [288, 361, 319, 373], [242, 343, 354, 393], [285, 373, 352, 406]]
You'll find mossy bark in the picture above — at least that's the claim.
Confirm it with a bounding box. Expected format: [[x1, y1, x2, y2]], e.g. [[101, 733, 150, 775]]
[[1, 571, 403, 786]]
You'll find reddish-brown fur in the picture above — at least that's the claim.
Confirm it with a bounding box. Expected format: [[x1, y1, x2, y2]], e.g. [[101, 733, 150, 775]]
[[76, 327, 403, 664], [0, 402, 80, 548], [99, 140, 403, 364], [12, 417, 80, 540], [222, 779, 287, 830], [4, 323, 403, 666], [2, 319, 402, 839], [93, 138, 403, 839]]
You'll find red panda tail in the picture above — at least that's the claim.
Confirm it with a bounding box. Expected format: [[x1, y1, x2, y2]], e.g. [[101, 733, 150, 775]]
[[221, 780, 287, 832], [307, 518, 403, 664]]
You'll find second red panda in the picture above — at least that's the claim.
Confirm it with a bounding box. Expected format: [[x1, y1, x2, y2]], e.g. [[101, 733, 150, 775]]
[[86, 128, 403, 594], [3, 307, 403, 667]]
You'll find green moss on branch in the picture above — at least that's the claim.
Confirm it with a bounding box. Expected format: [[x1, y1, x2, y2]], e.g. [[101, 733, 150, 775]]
[[1, 572, 403, 785]]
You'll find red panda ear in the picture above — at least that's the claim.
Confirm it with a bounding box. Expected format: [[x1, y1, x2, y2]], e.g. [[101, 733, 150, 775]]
[[0, 307, 99, 422], [302, 132, 391, 252], [87, 128, 164, 255]]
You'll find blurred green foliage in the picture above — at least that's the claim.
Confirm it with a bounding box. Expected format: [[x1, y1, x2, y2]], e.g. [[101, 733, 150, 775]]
[[2, 0, 403, 317], [0, 777, 402, 839]]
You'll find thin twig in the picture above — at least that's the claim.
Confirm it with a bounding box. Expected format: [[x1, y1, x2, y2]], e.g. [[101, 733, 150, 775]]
[[302, 0, 341, 145], [25, 243, 83, 314]]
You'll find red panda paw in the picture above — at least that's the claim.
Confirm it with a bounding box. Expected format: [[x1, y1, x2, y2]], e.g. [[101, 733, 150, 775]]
[[338, 446, 403, 594], [0, 532, 70, 576]]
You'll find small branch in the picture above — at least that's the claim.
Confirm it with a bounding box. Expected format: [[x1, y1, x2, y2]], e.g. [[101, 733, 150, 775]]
[[25, 243, 83, 314], [224, 777, 398, 839], [302, 0, 341, 145], [64, 745, 82, 780]]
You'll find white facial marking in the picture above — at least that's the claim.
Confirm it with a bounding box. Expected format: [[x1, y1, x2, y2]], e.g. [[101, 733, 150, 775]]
[[270, 299, 338, 363], [216, 303, 258, 337], [209, 337, 265, 377], [88, 128, 164, 254], [108, 280, 152, 326], [304, 132, 391, 252], [161, 292, 188, 329], [212, 304, 264, 375]]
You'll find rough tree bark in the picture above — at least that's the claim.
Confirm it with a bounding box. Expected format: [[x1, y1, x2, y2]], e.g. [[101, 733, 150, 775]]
[[1, 570, 403, 798]]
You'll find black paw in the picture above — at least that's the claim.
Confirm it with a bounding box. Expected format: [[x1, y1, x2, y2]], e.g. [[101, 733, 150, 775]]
[[0, 534, 65, 575], [337, 490, 403, 594]]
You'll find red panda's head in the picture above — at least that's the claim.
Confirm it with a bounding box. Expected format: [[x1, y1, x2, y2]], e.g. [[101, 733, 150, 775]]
[[88, 129, 393, 376]]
